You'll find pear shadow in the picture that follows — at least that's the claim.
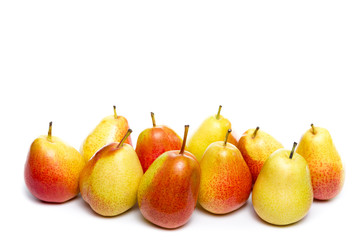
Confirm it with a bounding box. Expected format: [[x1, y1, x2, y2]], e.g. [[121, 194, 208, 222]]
[[196, 200, 250, 217], [249, 202, 311, 228], [23, 185, 80, 205], [78, 195, 140, 219], [134, 204, 195, 231]]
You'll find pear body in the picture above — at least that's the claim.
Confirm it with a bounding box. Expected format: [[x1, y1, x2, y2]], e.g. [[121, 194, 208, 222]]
[[135, 125, 182, 172], [138, 150, 200, 229], [252, 149, 313, 225], [296, 126, 344, 200], [187, 114, 237, 161], [79, 143, 143, 216], [24, 135, 85, 203], [237, 128, 283, 182], [199, 142, 252, 214], [80, 115, 132, 161]]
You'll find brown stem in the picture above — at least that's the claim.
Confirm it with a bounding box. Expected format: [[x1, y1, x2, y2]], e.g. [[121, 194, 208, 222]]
[[151, 112, 156, 127], [117, 129, 132, 148], [180, 125, 189, 155], [289, 142, 297, 159], [113, 105, 118, 119], [224, 129, 232, 146], [252, 126, 260, 138], [311, 123, 316, 134], [216, 105, 222, 120], [47, 121, 52, 141]]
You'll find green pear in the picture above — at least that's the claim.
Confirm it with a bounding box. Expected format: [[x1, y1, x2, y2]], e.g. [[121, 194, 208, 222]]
[[187, 105, 237, 161], [252, 142, 313, 225], [79, 129, 143, 216]]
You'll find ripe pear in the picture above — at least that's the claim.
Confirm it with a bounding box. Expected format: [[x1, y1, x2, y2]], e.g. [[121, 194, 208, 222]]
[[138, 125, 201, 229], [296, 124, 344, 200], [187, 105, 238, 161], [135, 112, 182, 172], [237, 127, 283, 183], [199, 129, 252, 214], [252, 143, 313, 225], [80, 106, 132, 161], [79, 129, 143, 216], [24, 122, 85, 203]]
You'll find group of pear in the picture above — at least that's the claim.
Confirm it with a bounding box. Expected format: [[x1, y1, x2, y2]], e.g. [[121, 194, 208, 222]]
[[24, 105, 345, 228]]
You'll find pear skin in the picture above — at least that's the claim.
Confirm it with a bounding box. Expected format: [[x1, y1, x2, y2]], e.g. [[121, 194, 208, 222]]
[[80, 106, 132, 161], [296, 125, 344, 200], [137, 125, 201, 229], [187, 105, 237, 161], [252, 144, 313, 225], [135, 112, 182, 172], [199, 130, 252, 214], [79, 130, 143, 216], [237, 127, 283, 183], [24, 122, 86, 203]]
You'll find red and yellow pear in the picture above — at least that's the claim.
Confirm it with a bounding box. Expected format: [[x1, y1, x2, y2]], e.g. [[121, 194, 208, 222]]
[[296, 124, 345, 200], [24, 122, 86, 203], [79, 129, 143, 216], [135, 112, 182, 172], [137, 125, 201, 229], [199, 129, 252, 214], [237, 127, 283, 183], [80, 106, 132, 161], [187, 105, 238, 161]]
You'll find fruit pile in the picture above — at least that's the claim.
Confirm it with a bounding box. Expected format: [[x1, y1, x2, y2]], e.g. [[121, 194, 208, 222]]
[[24, 105, 345, 228]]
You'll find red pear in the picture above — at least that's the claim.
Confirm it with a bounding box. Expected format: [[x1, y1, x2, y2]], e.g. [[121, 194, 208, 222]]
[[137, 125, 201, 229], [24, 122, 85, 203], [135, 112, 182, 172]]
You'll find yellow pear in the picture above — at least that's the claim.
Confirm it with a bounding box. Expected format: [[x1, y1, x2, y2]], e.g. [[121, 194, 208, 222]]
[[187, 105, 237, 161], [296, 124, 344, 200], [79, 129, 143, 216], [252, 142, 313, 225], [80, 106, 132, 161]]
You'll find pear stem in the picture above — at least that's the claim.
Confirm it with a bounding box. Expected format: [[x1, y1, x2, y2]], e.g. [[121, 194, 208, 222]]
[[151, 112, 156, 127], [179, 125, 189, 155], [117, 129, 132, 148], [47, 121, 52, 141], [311, 123, 316, 134], [289, 142, 297, 159], [216, 105, 222, 120], [224, 129, 232, 146], [113, 105, 118, 119], [252, 126, 260, 138]]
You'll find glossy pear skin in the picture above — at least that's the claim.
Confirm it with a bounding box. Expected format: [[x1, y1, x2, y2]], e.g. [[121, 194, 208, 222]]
[[80, 143, 143, 216], [135, 126, 182, 172], [237, 128, 283, 182], [187, 114, 237, 161], [296, 126, 344, 200], [80, 115, 132, 161], [199, 142, 252, 214], [252, 149, 313, 225], [25, 136, 85, 203], [138, 150, 201, 229]]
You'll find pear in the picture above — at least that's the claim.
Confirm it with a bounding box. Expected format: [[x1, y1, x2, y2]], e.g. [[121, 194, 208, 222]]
[[296, 124, 345, 200], [187, 105, 237, 161], [79, 129, 143, 216], [137, 125, 201, 229], [199, 129, 252, 214], [237, 127, 283, 183], [24, 122, 85, 203], [135, 112, 182, 172], [80, 106, 132, 161], [252, 142, 313, 225]]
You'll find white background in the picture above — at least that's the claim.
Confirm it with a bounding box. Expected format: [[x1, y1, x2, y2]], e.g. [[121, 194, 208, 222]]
[[1, 1, 359, 239]]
